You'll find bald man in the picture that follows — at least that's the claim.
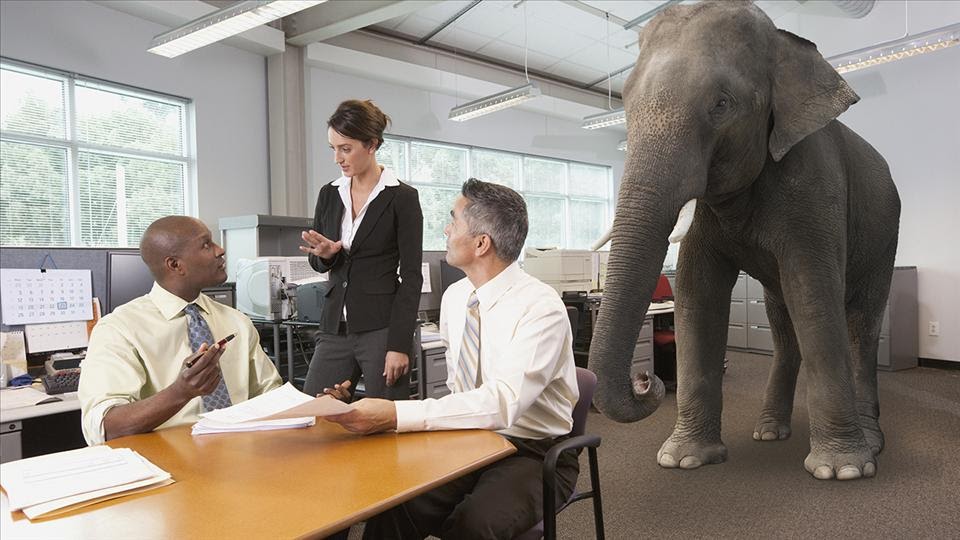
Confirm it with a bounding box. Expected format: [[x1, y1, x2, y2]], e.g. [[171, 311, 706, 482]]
[[79, 216, 281, 445]]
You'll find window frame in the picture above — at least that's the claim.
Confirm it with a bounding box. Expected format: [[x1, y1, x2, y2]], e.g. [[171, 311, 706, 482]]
[[380, 134, 613, 251], [0, 57, 196, 248]]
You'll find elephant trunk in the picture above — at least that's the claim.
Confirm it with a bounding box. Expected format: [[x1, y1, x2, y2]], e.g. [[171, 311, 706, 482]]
[[591, 154, 700, 423]]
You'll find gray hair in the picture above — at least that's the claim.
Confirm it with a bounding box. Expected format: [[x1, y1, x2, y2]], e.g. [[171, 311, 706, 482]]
[[461, 178, 528, 262]]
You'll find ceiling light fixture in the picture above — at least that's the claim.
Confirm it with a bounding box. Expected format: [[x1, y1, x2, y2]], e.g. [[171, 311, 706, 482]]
[[148, 0, 325, 58], [448, 83, 541, 121], [449, 1, 540, 122], [828, 23, 960, 74], [582, 108, 625, 130]]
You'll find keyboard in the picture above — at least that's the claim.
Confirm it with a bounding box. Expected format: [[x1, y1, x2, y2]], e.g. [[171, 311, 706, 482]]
[[42, 369, 81, 395]]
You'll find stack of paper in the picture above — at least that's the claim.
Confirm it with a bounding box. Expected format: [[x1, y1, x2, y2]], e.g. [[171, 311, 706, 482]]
[[191, 382, 353, 435], [0, 446, 172, 519]]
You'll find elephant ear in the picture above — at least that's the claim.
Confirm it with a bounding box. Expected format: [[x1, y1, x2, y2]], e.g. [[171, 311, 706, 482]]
[[769, 29, 860, 162]]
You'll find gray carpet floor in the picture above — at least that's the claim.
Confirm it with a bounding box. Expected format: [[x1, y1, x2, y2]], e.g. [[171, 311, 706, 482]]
[[556, 351, 960, 539]]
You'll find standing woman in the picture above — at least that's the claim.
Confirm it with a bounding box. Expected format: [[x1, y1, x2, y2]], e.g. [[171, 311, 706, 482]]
[[300, 100, 423, 400]]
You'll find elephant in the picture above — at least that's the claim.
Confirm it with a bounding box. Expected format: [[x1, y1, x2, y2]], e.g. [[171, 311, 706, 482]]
[[589, 0, 900, 481]]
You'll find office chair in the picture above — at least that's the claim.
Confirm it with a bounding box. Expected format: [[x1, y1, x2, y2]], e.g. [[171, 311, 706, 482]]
[[515, 367, 604, 540], [652, 275, 677, 384]]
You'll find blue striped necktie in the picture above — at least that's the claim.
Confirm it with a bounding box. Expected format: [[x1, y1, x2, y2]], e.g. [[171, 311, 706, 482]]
[[184, 303, 233, 411], [455, 291, 482, 392]]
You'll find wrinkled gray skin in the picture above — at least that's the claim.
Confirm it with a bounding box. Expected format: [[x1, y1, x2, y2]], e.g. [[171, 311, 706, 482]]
[[590, 1, 900, 481]]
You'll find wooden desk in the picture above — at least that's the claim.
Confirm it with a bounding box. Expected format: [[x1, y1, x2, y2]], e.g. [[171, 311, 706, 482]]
[[2, 422, 515, 539]]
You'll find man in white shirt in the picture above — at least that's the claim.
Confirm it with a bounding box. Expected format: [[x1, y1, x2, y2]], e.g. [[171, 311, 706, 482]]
[[79, 216, 282, 445], [325, 178, 580, 539]]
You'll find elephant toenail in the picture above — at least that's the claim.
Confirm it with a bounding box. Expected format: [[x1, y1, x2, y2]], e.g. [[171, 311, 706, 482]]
[[837, 465, 861, 480], [813, 466, 834, 479], [761, 431, 777, 441], [863, 462, 876, 477], [659, 454, 678, 468], [679, 456, 702, 469], [753, 431, 761, 440]]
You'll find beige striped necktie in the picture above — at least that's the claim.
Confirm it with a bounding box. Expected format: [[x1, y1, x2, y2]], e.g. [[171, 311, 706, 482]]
[[454, 291, 481, 392]]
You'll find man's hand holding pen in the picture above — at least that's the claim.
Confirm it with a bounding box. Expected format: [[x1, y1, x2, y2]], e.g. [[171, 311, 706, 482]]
[[176, 336, 232, 399]]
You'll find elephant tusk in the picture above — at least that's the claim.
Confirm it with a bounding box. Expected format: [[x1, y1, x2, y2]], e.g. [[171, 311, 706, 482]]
[[668, 198, 697, 244], [590, 228, 612, 251]]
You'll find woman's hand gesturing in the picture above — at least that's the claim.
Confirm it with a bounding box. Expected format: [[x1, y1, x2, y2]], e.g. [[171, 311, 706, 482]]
[[300, 230, 343, 259]]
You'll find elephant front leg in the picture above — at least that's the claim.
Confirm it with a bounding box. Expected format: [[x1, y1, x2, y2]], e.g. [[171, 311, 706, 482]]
[[658, 245, 738, 469], [754, 292, 801, 441], [781, 264, 876, 480]]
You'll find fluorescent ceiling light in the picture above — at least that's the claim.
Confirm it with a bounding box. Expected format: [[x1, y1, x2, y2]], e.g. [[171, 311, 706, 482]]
[[448, 83, 541, 122], [828, 23, 960, 74], [582, 108, 625, 130], [148, 0, 325, 58], [617, 140, 628, 152]]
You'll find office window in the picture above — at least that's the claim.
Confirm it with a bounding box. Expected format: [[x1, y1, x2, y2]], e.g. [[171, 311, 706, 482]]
[[0, 60, 192, 247], [379, 136, 612, 252]]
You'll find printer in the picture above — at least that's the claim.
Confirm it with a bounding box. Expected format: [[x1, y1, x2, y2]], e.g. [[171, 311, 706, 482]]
[[235, 257, 323, 320], [522, 248, 595, 294]]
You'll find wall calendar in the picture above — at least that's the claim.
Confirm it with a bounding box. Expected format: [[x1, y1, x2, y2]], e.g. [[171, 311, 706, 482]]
[[0, 268, 93, 325]]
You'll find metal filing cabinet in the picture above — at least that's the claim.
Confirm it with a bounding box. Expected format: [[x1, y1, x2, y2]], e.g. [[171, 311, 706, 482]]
[[726, 267, 918, 368], [727, 273, 773, 354], [728, 274, 748, 348], [631, 315, 655, 376], [877, 267, 918, 371], [421, 343, 451, 399], [1, 421, 22, 464]]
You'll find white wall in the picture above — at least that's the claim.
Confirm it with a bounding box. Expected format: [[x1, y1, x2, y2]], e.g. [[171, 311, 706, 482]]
[[305, 66, 626, 205], [0, 0, 270, 235]]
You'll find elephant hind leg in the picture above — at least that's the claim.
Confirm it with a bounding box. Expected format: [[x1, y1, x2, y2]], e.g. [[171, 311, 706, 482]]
[[754, 293, 802, 441], [846, 248, 896, 456]]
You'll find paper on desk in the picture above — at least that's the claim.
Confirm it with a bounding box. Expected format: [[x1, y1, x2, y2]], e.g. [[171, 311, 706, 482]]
[[192, 416, 316, 435], [420, 329, 442, 343], [199, 382, 353, 424], [21, 455, 173, 519], [0, 387, 54, 410], [0, 446, 159, 511], [1, 331, 28, 372]]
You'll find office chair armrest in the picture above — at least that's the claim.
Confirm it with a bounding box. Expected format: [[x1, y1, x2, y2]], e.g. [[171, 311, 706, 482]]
[[543, 434, 600, 478], [541, 434, 602, 540]]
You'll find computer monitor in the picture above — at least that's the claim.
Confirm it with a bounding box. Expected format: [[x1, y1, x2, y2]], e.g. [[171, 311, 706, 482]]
[[106, 250, 155, 314], [439, 259, 466, 296]]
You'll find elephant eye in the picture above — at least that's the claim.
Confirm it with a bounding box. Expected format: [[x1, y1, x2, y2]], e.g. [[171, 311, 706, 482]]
[[714, 98, 728, 110]]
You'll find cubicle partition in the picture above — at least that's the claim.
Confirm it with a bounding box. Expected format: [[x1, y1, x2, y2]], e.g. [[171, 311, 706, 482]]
[[0, 247, 117, 331]]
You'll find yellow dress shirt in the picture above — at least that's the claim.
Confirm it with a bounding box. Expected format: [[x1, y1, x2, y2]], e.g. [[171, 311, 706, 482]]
[[395, 262, 579, 440], [79, 282, 282, 445]]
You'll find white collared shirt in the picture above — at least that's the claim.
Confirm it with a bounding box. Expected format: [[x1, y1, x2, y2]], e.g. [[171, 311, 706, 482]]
[[331, 166, 399, 252], [78, 282, 282, 445], [395, 262, 579, 439]]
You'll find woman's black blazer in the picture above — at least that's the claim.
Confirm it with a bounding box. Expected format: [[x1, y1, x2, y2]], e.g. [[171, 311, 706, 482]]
[[307, 180, 424, 354]]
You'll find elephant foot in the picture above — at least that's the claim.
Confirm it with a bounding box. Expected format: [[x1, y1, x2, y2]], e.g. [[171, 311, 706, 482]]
[[657, 434, 727, 469], [803, 446, 877, 480], [752, 412, 792, 441]]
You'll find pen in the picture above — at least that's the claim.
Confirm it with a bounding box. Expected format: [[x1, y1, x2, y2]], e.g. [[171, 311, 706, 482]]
[[185, 333, 236, 368]]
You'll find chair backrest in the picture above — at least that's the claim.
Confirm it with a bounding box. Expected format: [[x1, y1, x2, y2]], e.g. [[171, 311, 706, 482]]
[[571, 367, 596, 438], [566, 306, 579, 344], [652, 274, 673, 302]]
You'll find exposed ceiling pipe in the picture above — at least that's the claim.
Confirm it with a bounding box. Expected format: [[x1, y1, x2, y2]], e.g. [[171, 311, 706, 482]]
[[829, 0, 876, 18], [799, 0, 877, 19]]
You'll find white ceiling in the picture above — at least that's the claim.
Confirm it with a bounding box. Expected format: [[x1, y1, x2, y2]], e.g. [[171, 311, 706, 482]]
[[100, 0, 960, 124], [368, 0, 810, 96]]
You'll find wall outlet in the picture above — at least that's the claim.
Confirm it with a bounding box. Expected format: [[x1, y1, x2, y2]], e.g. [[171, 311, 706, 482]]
[[928, 321, 940, 336]]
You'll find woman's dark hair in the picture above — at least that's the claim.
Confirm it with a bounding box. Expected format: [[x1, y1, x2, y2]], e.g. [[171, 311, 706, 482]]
[[327, 99, 391, 150]]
